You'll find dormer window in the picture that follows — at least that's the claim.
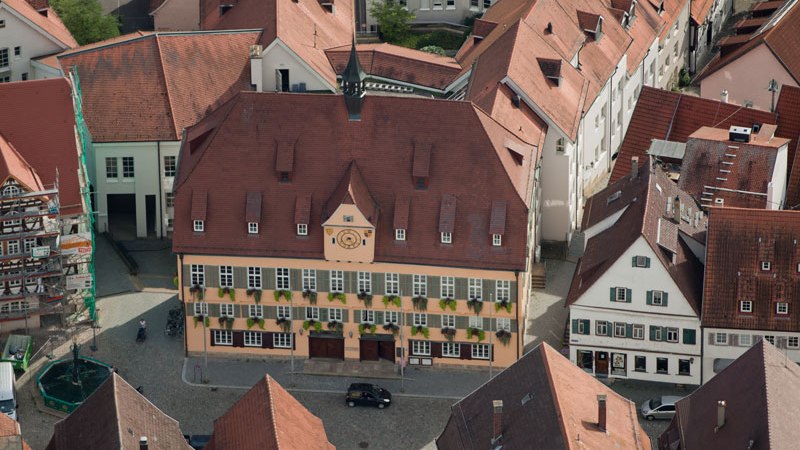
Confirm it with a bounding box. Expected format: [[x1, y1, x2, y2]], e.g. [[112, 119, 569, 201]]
[[761, 261, 771, 271], [740, 300, 752, 313], [577, 11, 603, 40], [280, 172, 291, 182], [441, 232, 452, 244], [492, 234, 502, 246], [777, 302, 789, 315], [193, 220, 204, 232], [415, 177, 427, 190], [343, 215, 354, 223], [607, 191, 622, 204], [395, 229, 406, 241], [537, 58, 562, 87], [248, 222, 259, 234], [297, 224, 308, 236]]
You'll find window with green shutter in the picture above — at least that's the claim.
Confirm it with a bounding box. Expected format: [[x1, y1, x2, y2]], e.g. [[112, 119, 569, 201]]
[[683, 329, 696, 345], [632, 256, 650, 268], [649, 325, 663, 341], [610, 287, 632, 303]]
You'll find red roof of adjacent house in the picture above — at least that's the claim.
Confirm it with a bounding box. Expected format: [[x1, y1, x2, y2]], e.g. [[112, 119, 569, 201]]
[[701, 207, 800, 331], [55, 30, 261, 142], [205, 375, 334, 450], [609, 0, 666, 74], [0, 133, 45, 192], [0, 79, 84, 216], [200, 0, 354, 90], [654, 0, 689, 40], [326, 43, 462, 91], [775, 85, 800, 209], [690, 0, 714, 23], [46, 373, 192, 450], [173, 92, 539, 271], [1, 0, 77, 48], [437, 343, 651, 450], [0, 411, 30, 450], [568, 159, 706, 313], [659, 340, 800, 450], [678, 127, 788, 209], [611, 86, 778, 183], [24, 0, 47, 9], [696, 0, 800, 83]]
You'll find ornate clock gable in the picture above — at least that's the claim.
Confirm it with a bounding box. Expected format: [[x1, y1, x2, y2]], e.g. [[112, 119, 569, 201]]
[[322, 161, 378, 263]]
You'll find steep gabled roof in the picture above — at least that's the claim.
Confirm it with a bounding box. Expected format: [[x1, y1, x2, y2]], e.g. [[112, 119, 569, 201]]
[[437, 343, 651, 450], [46, 373, 192, 450], [55, 30, 261, 142], [701, 207, 800, 331], [611, 86, 777, 183], [173, 92, 538, 271], [660, 340, 800, 450], [568, 160, 705, 314], [0, 0, 77, 48], [323, 160, 379, 225], [690, 0, 714, 24], [205, 375, 334, 450], [0, 133, 45, 192]]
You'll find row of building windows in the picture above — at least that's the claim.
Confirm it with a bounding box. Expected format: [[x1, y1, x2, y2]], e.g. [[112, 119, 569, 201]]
[[577, 350, 692, 376], [105, 157, 135, 179], [572, 319, 696, 344], [610, 287, 669, 306], [712, 332, 799, 349], [190, 265, 512, 301], [411, 340, 492, 359], [213, 330, 291, 348], [0, 238, 39, 256], [193, 302, 512, 330], [739, 300, 790, 315]]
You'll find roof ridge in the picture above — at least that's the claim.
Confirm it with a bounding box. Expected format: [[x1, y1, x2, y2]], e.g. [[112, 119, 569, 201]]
[[112, 375, 123, 449], [761, 343, 775, 447], [540, 346, 571, 447], [265, 376, 281, 448], [154, 35, 181, 139]]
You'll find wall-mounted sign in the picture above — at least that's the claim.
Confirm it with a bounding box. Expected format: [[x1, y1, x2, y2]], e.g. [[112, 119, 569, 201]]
[[31, 246, 50, 258], [66, 273, 93, 290], [61, 233, 92, 256]]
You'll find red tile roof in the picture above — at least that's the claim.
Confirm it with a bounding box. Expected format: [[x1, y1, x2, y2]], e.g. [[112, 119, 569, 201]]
[[690, 0, 713, 23], [173, 92, 539, 271], [654, 0, 689, 41], [568, 159, 706, 313], [0, 134, 45, 194], [55, 30, 261, 142], [608, 0, 666, 74], [0, 79, 85, 216], [678, 128, 787, 209], [660, 340, 800, 450], [205, 375, 334, 450], [437, 343, 651, 450], [701, 207, 800, 331], [696, 0, 800, 83], [1, 0, 77, 48], [611, 86, 777, 184], [775, 85, 800, 209], [326, 43, 462, 91], [0, 412, 29, 449], [24, 0, 48, 9], [201, 0, 354, 89], [46, 373, 192, 450]]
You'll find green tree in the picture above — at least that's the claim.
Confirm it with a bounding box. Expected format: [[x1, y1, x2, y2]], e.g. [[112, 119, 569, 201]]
[[369, 0, 415, 44], [419, 45, 445, 56], [51, 0, 120, 45]]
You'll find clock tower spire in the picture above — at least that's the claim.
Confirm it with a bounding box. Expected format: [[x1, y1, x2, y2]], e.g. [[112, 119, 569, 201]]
[[342, 39, 366, 121]]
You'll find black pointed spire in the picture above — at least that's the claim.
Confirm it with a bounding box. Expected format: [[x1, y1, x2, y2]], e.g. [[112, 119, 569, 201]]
[[342, 39, 366, 120]]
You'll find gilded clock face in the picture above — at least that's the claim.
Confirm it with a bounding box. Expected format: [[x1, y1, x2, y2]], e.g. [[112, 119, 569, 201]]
[[337, 229, 361, 249]]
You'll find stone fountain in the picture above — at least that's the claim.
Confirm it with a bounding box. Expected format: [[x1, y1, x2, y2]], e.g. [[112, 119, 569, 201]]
[[37, 342, 112, 413]]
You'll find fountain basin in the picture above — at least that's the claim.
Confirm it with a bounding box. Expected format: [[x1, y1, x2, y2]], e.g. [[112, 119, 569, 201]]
[[37, 356, 113, 413]]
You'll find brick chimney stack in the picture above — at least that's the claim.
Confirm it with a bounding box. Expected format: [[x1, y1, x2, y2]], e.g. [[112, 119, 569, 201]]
[[598, 394, 607, 431], [492, 400, 504, 443]]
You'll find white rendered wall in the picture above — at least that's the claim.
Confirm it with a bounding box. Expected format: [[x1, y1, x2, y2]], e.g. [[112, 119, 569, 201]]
[[0, 6, 70, 82]]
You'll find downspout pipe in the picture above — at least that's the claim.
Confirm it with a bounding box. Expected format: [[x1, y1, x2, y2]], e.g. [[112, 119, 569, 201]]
[[515, 269, 521, 360], [157, 141, 163, 239], [180, 253, 188, 357]]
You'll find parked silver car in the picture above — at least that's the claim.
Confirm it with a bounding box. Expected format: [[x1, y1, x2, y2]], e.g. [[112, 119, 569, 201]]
[[640, 396, 681, 420]]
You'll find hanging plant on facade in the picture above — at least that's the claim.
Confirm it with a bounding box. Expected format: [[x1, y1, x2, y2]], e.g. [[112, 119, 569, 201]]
[[382, 295, 401, 308], [327, 292, 347, 304], [357, 291, 373, 307], [327, 321, 344, 334], [496, 329, 512, 346], [217, 287, 235, 301], [494, 299, 512, 313], [438, 297, 457, 311], [193, 315, 210, 328], [467, 297, 483, 314], [441, 327, 457, 341], [303, 319, 323, 332], [246, 317, 265, 330], [190, 285, 204, 300], [466, 327, 486, 341], [383, 323, 400, 336], [412, 296, 428, 311], [276, 317, 292, 333], [358, 323, 377, 335], [247, 288, 262, 304], [302, 290, 318, 304], [411, 325, 430, 338], [273, 290, 292, 302]]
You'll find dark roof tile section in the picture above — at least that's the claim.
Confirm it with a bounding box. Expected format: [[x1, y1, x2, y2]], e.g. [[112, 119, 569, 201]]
[[490, 201, 507, 235], [701, 207, 800, 331], [245, 192, 262, 223], [438, 194, 457, 234], [393, 197, 410, 230], [173, 93, 537, 271], [191, 189, 207, 221], [412, 142, 432, 178], [46, 373, 191, 450], [437, 343, 651, 450], [659, 340, 800, 450], [611, 86, 777, 183], [56, 31, 261, 142], [294, 194, 311, 225], [568, 160, 706, 314], [275, 141, 295, 173], [205, 375, 334, 450], [0, 78, 85, 216]]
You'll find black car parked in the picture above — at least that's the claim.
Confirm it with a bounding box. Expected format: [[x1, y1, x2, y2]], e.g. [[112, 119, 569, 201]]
[[345, 383, 392, 409]]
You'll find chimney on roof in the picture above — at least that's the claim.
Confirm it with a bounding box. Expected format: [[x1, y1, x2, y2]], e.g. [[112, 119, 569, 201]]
[[729, 126, 752, 143], [139, 437, 148, 450], [673, 196, 680, 223], [631, 156, 639, 180], [715, 401, 726, 431], [249, 45, 264, 92], [491, 400, 503, 443], [597, 394, 607, 432], [720, 90, 729, 103]]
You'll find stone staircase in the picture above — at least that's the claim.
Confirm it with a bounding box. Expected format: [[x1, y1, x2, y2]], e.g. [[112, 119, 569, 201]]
[[530, 262, 546, 289], [566, 231, 586, 262]]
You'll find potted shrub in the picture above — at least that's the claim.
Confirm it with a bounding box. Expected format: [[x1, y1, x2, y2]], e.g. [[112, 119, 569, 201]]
[[412, 296, 428, 311], [411, 325, 430, 338], [193, 315, 210, 328], [217, 316, 234, 330], [496, 329, 512, 346], [246, 317, 265, 330], [327, 321, 344, 334], [357, 290, 373, 307], [467, 297, 483, 314], [327, 292, 347, 304], [358, 323, 377, 335], [217, 287, 235, 301], [276, 317, 292, 333], [441, 327, 457, 341], [438, 297, 457, 311], [466, 327, 486, 342], [303, 319, 323, 332], [302, 289, 318, 305], [382, 295, 401, 308], [273, 289, 292, 302], [189, 285, 204, 300], [247, 288, 262, 304], [495, 299, 512, 313], [383, 323, 400, 336]]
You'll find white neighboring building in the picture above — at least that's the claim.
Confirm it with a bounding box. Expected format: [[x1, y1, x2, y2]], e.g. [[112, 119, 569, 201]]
[[701, 208, 800, 384], [566, 158, 706, 385], [0, 0, 76, 82]]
